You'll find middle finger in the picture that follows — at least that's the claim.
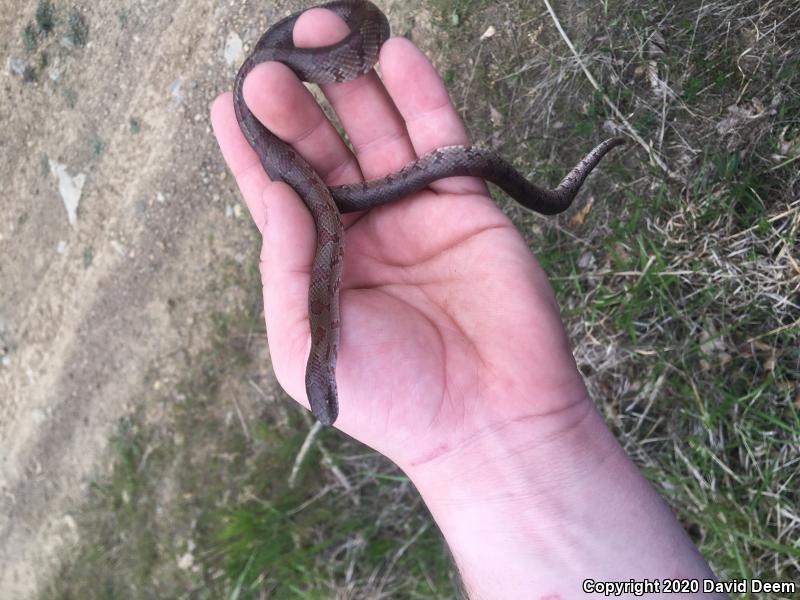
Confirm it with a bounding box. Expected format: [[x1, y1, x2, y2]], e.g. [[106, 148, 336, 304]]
[[293, 8, 418, 180]]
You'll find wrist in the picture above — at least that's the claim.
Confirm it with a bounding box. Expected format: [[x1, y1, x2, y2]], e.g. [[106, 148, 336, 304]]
[[406, 395, 614, 536], [404, 398, 722, 598]]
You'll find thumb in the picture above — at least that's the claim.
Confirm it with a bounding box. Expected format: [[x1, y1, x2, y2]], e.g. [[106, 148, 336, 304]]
[[260, 181, 315, 407]]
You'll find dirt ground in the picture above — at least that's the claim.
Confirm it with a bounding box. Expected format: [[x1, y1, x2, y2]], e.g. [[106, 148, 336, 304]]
[[0, 1, 435, 596]]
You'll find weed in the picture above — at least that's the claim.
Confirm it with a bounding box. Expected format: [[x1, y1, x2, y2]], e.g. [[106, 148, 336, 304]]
[[22, 22, 37, 51], [36, 51, 48, 72], [63, 87, 78, 108], [66, 11, 88, 48], [22, 65, 37, 84], [91, 138, 104, 157], [35, 0, 55, 35]]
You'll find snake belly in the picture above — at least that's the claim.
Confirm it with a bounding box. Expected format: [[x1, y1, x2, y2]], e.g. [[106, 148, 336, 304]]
[[233, 0, 624, 425]]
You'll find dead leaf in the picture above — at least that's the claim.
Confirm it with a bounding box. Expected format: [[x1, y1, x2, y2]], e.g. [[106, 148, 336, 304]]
[[568, 196, 594, 226], [489, 104, 504, 128]]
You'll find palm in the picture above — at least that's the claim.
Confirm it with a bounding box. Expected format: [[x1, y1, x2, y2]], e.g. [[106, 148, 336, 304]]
[[212, 8, 587, 467]]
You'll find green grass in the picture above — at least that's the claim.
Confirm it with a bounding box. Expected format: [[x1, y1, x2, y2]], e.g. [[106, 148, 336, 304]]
[[213, 432, 452, 597], [41, 0, 799, 597]]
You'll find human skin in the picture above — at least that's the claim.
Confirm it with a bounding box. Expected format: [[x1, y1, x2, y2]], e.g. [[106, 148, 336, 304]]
[[210, 7, 726, 598]]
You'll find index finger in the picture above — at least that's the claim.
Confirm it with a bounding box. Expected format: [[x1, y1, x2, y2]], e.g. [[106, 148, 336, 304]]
[[379, 37, 488, 198]]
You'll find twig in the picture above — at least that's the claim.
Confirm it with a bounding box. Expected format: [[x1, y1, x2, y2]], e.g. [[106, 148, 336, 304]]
[[461, 42, 484, 114], [317, 440, 357, 503], [247, 377, 271, 401], [658, 66, 668, 151], [746, 316, 800, 344], [288, 420, 323, 489], [376, 522, 431, 594], [541, 0, 680, 180], [769, 152, 800, 171], [287, 419, 357, 502], [231, 395, 251, 442]]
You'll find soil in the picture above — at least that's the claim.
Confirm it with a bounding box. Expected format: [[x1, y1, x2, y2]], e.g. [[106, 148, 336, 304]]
[[0, 1, 437, 596]]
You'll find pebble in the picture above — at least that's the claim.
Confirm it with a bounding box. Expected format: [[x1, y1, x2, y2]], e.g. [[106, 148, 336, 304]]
[[224, 32, 244, 66], [48, 160, 86, 227]]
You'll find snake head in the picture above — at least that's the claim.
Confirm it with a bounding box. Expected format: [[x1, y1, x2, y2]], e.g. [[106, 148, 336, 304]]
[[306, 372, 339, 426]]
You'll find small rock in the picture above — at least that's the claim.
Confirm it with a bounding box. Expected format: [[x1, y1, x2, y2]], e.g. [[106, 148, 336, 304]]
[[224, 32, 244, 66], [110, 240, 126, 256], [48, 57, 62, 81], [177, 548, 195, 570], [489, 104, 504, 128], [169, 78, 184, 104], [7, 56, 29, 77], [49, 160, 86, 227], [577, 251, 596, 270]]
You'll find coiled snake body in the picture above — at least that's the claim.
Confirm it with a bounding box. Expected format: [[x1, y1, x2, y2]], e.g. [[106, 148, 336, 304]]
[[234, 0, 624, 425]]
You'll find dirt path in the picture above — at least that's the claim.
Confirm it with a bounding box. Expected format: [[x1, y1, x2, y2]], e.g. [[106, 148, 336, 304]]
[[0, 2, 435, 596], [0, 0, 284, 594], [0, 1, 255, 593]]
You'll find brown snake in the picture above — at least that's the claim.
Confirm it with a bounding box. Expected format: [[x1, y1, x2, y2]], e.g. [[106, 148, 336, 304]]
[[233, 0, 624, 425]]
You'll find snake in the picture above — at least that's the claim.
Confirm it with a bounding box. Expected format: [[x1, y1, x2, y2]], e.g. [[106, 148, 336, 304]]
[[233, 0, 624, 425]]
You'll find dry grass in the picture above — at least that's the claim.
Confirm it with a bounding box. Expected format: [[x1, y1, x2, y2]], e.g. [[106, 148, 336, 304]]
[[431, 0, 799, 587]]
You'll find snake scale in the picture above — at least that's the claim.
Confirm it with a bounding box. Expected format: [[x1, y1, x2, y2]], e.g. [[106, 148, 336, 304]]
[[233, 0, 624, 425]]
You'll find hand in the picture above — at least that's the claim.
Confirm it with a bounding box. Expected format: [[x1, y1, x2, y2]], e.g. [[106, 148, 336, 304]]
[[211, 7, 588, 467]]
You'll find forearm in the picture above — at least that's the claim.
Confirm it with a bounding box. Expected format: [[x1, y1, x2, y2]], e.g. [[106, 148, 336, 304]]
[[404, 399, 725, 599]]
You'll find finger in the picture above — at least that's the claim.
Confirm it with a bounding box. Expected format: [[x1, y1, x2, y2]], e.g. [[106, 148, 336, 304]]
[[380, 37, 487, 197], [210, 92, 269, 233], [242, 60, 363, 188], [215, 90, 318, 411], [259, 180, 317, 410], [293, 8, 416, 180]]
